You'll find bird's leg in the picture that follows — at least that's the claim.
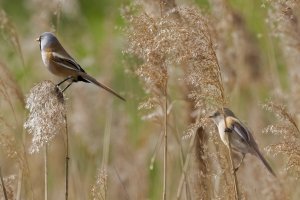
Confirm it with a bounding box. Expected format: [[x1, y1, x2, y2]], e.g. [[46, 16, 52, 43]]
[[61, 81, 74, 93], [234, 153, 246, 172], [57, 76, 73, 86]]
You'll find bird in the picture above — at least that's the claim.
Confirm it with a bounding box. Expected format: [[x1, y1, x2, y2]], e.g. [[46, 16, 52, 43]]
[[36, 32, 125, 101], [209, 108, 276, 176]]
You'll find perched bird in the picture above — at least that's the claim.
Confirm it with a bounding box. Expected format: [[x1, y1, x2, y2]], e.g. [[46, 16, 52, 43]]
[[36, 32, 125, 101], [209, 108, 275, 176]]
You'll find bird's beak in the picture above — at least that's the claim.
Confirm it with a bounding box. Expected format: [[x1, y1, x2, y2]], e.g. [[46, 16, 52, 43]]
[[208, 115, 213, 118], [35, 37, 40, 42]]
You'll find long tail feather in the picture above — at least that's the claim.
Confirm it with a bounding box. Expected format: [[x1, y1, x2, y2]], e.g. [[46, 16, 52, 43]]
[[254, 148, 276, 177], [79, 72, 126, 101]]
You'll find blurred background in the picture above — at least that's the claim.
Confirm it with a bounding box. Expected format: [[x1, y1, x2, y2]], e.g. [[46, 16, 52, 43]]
[[0, 0, 299, 199]]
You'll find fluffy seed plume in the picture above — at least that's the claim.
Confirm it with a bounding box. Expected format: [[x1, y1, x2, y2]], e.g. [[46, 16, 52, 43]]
[[24, 81, 65, 153], [125, 5, 226, 120], [263, 100, 300, 177]]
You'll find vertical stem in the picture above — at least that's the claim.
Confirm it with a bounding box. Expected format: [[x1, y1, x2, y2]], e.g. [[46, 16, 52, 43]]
[[101, 105, 112, 200], [21, 113, 35, 200], [44, 145, 48, 200], [23, 144, 35, 200], [0, 167, 8, 200], [221, 108, 239, 199], [16, 167, 22, 200], [160, 0, 163, 17], [163, 86, 168, 200], [226, 133, 239, 200], [55, 0, 62, 34], [176, 129, 197, 199], [64, 113, 69, 200]]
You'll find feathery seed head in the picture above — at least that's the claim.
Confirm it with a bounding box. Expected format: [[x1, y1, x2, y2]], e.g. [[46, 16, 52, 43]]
[[24, 81, 65, 153]]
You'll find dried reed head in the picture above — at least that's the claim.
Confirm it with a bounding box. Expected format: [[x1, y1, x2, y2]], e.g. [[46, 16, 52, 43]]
[[24, 80, 65, 153], [177, 7, 226, 111], [125, 4, 228, 199], [263, 100, 300, 177], [125, 6, 226, 122], [268, 0, 300, 114], [90, 168, 107, 200]]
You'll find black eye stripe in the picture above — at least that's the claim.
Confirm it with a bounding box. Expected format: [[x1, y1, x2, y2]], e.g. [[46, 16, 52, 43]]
[[39, 37, 41, 50]]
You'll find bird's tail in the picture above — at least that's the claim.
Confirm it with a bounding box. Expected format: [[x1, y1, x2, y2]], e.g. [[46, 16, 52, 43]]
[[254, 147, 276, 177], [79, 72, 126, 101]]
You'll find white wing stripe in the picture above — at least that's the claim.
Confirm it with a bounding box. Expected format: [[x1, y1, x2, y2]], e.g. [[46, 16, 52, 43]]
[[232, 123, 250, 142], [52, 52, 82, 71]]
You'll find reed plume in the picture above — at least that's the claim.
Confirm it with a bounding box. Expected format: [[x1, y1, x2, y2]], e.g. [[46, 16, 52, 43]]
[[124, 2, 239, 199], [24, 80, 66, 153], [263, 101, 300, 176], [90, 169, 107, 200]]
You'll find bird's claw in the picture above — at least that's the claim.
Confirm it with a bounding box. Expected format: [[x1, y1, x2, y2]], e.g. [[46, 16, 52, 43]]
[[234, 167, 239, 173], [55, 84, 63, 92], [225, 127, 232, 133]]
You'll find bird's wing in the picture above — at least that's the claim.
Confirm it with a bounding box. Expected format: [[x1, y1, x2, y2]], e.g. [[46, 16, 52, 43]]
[[51, 52, 86, 73], [227, 117, 251, 143]]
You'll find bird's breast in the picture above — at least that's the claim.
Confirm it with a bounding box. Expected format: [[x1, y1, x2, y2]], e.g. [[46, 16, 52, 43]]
[[41, 51, 51, 67], [218, 120, 229, 146]]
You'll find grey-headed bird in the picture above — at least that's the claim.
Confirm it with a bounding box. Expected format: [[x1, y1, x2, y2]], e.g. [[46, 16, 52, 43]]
[[36, 32, 125, 101]]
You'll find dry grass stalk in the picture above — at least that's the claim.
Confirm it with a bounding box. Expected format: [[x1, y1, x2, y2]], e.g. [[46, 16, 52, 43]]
[[124, 3, 170, 199], [124, 2, 239, 199], [0, 168, 8, 200], [186, 127, 209, 200], [226, 133, 239, 200], [108, 115, 148, 200], [0, 174, 16, 200], [0, 62, 25, 118], [44, 146, 48, 200], [0, 120, 23, 199], [0, 9, 24, 67], [0, 62, 27, 200], [27, 0, 79, 33], [163, 95, 168, 200], [64, 112, 69, 200], [90, 107, 112, 200]]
